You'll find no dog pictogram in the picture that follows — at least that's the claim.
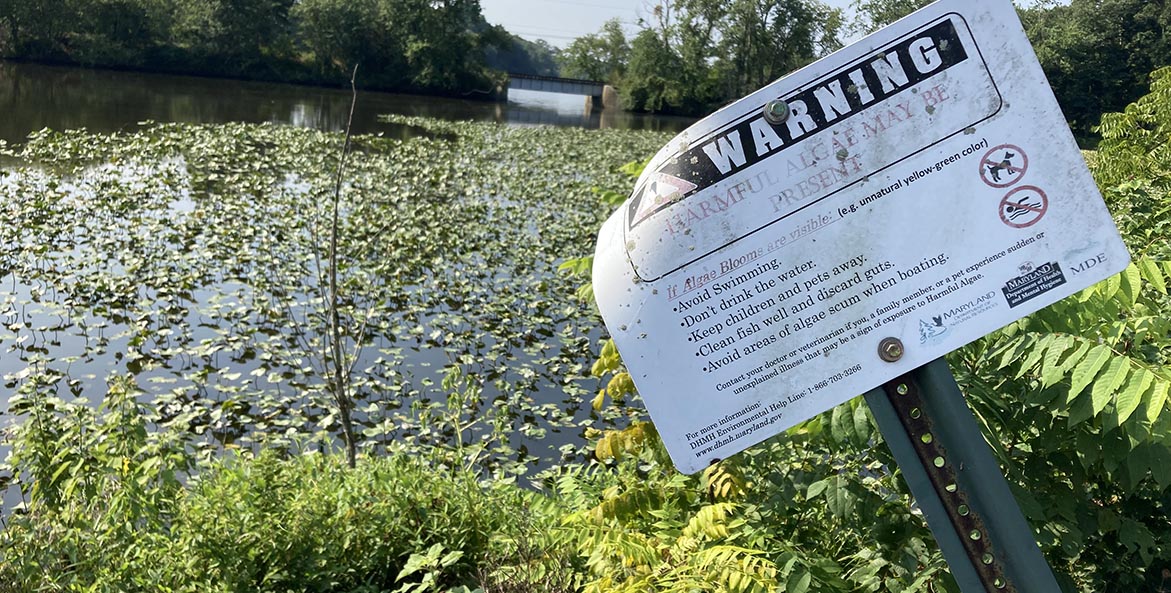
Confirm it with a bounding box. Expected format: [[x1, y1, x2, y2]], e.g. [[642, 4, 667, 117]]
[[980, 144, 1028, 187], [999, 185, 1047, 228]]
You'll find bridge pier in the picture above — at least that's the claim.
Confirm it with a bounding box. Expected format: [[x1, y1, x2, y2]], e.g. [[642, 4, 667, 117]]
[[586, 85, 620, 111]]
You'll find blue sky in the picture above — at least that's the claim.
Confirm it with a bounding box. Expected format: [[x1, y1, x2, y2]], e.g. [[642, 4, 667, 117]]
[[479, 0, 1059, 48], [480, 0, 860, 48]]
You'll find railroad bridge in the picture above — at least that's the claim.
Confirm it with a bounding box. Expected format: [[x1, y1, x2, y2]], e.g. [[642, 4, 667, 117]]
[[506, 73, 619, 110]]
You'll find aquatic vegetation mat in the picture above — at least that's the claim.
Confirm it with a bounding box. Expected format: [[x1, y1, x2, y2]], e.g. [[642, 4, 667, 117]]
[[0, 119, 670, 473]]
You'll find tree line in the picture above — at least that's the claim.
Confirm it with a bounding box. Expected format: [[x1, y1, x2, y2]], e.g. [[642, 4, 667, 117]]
[[0, 0, 557, 95], [561, 0, 1171, 145], [0, 0, 1166, 144]]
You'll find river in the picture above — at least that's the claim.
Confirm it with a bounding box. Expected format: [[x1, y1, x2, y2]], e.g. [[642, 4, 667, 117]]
[[0, 61, 694, 144], [0, 61, 683, 491]]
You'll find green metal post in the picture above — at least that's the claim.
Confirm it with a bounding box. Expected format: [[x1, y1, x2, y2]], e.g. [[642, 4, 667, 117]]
[[863, 357, 1062, 593]]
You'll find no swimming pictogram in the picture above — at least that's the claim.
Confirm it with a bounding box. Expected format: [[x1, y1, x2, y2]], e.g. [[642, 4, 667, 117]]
[[980, 144, 1028, 187], [999, 185, 1048, 228]]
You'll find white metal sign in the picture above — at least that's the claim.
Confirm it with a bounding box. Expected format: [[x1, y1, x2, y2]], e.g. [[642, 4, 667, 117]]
[[593, 0, 1130, 473]]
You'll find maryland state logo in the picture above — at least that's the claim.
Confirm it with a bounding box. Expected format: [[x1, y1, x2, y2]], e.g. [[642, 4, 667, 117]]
[[628, 172, 698, 227], [919, 316, 948, 344]]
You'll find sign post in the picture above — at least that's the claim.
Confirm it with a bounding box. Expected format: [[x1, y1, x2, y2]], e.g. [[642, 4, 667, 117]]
[[865, 359, 1061, 592], [591, 0, 1129, 590]]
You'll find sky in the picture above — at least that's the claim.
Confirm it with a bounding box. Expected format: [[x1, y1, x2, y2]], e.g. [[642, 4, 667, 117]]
[[480, 0, 859, 49]]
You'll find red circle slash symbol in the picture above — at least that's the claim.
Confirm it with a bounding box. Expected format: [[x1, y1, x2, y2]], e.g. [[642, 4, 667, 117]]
[[999, 186, 1048, 228], [980, 144, 1028, 188]]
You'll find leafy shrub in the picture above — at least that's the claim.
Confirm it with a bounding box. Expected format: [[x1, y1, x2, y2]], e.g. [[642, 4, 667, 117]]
[[174, 451, 534, 592], [0, 374, 194, 593], [0, 375, 569, 592]]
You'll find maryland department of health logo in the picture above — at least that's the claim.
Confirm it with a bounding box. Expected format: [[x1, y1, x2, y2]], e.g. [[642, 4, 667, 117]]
[[1002, 262, 1067, 308]]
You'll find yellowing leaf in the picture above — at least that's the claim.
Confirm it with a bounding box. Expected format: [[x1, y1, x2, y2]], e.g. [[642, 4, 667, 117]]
[[1118, 262, 1142, 306], [592, 390, 607, 412], [1146, 380, 1170, 423]]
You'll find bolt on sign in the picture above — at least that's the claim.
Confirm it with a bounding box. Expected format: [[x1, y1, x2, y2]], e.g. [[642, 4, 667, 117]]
[[593, 0, 1130, 474]]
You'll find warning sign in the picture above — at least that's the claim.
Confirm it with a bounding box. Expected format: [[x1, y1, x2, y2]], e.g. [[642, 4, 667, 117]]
[[592, 0, 1130, 473], [980, 144, 1028, 187], [999, 186, 1048, 228]]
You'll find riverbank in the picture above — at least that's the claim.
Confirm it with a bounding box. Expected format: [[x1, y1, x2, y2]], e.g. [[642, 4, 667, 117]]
[[0, 0, 520, 103], [0, 61, 695, 145]]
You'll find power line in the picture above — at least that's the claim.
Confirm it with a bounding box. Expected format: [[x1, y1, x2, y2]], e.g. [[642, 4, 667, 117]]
[[495, 20, 638, 35], [510, 30, 582, 41], [531, 0, 638, 11], [497, 23, 605, 35]]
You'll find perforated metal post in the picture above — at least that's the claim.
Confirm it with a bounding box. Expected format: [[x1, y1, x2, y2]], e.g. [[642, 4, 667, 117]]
[[863, 358, 1062, 593]]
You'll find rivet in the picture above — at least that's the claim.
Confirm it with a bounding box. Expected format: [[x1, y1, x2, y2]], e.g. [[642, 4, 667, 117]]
[[982, 553, 994, 565], [969, 529, 982, 541], [909, 407, 921, 418], [896, 383, 909, 395], [878, 337, 904, 362], [958, 504, 970, 516], [763, 99, 790, 124]]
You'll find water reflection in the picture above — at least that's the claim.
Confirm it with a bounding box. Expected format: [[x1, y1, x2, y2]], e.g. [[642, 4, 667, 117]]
[[0, 61, 695, 144]]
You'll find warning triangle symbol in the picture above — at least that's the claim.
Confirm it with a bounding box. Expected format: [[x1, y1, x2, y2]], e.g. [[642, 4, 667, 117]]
[[630, 173, 698, 226]]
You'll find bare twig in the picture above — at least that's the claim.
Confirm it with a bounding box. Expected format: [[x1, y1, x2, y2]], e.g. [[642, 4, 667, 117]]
[[328, 64, 360, 468]]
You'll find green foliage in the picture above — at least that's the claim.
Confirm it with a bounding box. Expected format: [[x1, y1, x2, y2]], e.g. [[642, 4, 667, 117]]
[[936, 72, 1171, 592], [0, 0, 504, 95], [0, 374, 194, 592], [0, 420, 552, 592], [949, 255, 1171, 591], [174, 451, 530, 592], [620, 0, 842, 115], [483, 34, 561, 78], [847, 0, 932, 36], [544, 409, 959, 593], [1096, 67, 1171, 191], [558, 18, 629, 83], [1020, 0, 1171, 145]]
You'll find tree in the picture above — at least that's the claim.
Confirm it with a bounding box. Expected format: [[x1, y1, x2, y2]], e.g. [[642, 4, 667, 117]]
[[388, 0, 501, 92], [624, 28, 686, 113], [621, 0, 842, 115], [847, 0, 932, 36], [1020, 0, 1171, 144], [293, 0, 401, 80], [0, 0, 82, 57], [717, 0, 843, 99], [559, 18, 629, 83], [169, 0, 295, 71], [483, 31, 561, 77]]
